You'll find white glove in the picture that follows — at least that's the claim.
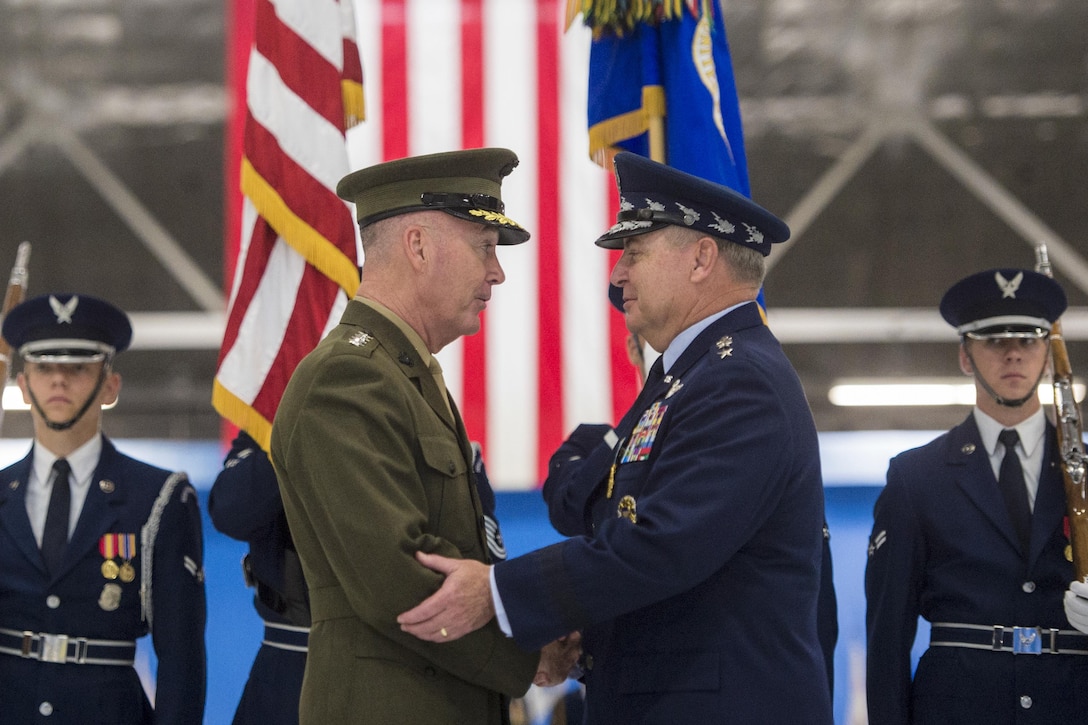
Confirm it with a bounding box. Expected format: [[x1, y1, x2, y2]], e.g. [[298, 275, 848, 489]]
[[1064, 580, 1088, 634]]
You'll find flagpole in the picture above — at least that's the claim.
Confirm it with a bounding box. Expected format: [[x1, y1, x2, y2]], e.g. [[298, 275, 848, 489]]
[[0, 242, 31, 436], [648, 114, 666, 163]]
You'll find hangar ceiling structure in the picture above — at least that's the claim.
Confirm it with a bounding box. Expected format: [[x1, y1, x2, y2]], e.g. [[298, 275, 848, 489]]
[[0, 0, 1085, 441]]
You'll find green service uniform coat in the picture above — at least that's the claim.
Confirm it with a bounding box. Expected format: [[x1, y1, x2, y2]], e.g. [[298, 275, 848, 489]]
[[271, 299, 538, 725]]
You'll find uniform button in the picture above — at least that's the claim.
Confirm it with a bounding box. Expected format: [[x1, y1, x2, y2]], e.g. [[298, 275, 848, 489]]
[[1020, 695, 1033, 709], [39, 702, 53, 716], [1022, 581, 1036, 593], [423, 666, 437, 679], [447, 462, 456, 474], [46, 595, 60, 609], [584, 654, 594, 671]]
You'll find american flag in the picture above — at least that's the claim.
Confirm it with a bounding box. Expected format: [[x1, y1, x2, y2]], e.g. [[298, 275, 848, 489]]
[[220, 0, 742, 490], [345, 0, 638, 490], [214, 0, 365, 452]]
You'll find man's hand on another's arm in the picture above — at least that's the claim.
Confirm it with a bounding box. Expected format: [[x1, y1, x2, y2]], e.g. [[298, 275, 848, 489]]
[[397, 551, 494, 641]]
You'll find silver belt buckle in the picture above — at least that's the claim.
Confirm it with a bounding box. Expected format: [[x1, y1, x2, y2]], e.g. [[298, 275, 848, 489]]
[[39, 633, 69, 663], [1013, 626, 1042, 655]]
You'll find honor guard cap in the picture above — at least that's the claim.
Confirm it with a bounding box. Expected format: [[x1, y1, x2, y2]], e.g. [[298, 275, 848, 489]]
[[594, 152, 790, 255], [940, 268, 1067, 339], [336, 148, 530, 245], [2, 293, 133, 363]]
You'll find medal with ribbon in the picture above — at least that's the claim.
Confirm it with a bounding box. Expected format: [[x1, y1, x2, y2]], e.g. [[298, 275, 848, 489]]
[[118, 533, 137, 582], [99, 534, 120, 580]]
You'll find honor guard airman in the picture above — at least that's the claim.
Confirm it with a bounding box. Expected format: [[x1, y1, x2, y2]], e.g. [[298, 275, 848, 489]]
[[209, 431, 308, 725], [866, 269, 1088, 724], [0, 293, 206, 724]]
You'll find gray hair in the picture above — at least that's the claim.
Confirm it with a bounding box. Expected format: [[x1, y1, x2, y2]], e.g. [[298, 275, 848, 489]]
[[358, 215, 398, 254], [666, 225, 766, 286], [719, 239, 766, 287]]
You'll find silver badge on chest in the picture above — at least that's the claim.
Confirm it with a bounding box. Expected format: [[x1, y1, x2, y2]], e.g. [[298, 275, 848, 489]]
[[99, 583, 123, 611]]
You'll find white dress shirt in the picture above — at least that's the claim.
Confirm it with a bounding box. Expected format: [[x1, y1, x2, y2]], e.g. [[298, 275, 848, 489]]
[[26, 435, 103, 545], [972, 407, 1046, 511]]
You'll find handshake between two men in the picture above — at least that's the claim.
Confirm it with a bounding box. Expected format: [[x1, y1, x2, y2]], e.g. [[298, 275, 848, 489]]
[[398, 551, 582, 687]]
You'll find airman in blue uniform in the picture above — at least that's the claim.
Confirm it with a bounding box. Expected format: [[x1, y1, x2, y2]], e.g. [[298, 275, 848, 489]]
[[209, 430, 307, 725], [866, 269, 1088, 724], [399, 152, 834, 724], [0, 293, 206, 724]]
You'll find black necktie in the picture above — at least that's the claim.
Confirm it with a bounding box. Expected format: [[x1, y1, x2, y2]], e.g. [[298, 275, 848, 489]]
[[617, 356, 665, 437], [645, 356, 665, 388], [997, 429, 1031, 550], [42, 458, 72, 575]]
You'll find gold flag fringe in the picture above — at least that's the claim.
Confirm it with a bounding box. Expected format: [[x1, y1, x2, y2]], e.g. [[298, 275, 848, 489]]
[[212, 382, 274, 453], [240, 158, 361, 298], [573, 0, 716, 37], [342, 80, 365, 130], [575, 0, 685, 36]]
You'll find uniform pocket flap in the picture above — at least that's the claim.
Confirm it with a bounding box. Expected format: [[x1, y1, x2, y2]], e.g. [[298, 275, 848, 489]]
[[418, 435, 467, 478]]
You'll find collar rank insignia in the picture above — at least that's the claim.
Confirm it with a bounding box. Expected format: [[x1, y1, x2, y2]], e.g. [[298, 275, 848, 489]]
[[716, 336, 734, 358], [995, 271, 1023, 299], [666, 379, 684, 399], [348, 331, 372, 347]]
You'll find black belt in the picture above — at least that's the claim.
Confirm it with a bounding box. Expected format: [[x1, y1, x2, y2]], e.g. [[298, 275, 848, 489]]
[[0, 627, 136, 666], [262, 621, 309, 653], [930, 622, 1088, 655]]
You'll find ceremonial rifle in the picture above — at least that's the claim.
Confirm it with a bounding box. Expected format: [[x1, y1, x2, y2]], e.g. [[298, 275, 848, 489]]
[[1035, 243, 1088, 582], [0, 242, 31, 434]]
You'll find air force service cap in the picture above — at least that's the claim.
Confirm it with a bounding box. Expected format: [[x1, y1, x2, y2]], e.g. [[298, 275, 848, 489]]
[[336, 147, 530, 245], [940, 268, 1066, 339], [2, 293, 133, 363], [594, 152, 790, 255]]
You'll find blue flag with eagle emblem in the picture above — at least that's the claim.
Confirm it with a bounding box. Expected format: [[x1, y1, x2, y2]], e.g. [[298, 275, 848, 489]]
[[585, 0, 749, 196]]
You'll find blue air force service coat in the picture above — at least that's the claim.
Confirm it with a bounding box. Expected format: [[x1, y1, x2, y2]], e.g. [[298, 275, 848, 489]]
[[498, 302, 834, 724], [209, 431, 307, 725], [0, 436, 206, 724], [865, 415, 1088, 725]]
